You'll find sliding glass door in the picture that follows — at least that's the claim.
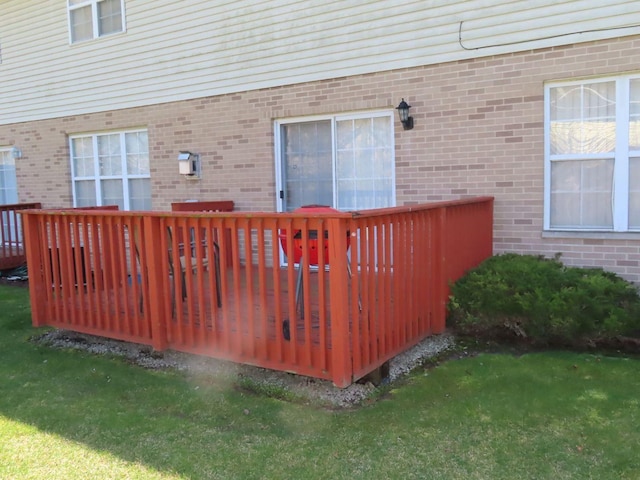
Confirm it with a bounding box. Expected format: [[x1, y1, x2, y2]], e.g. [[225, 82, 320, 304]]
[[276, 111, 395, 212]]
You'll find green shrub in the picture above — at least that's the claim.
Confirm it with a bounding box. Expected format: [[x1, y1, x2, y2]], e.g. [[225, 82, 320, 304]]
[[447, 253, 640, 347]]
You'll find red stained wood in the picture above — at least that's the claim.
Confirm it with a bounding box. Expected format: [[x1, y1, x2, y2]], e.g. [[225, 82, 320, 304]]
[[21, 198, 493, 387]]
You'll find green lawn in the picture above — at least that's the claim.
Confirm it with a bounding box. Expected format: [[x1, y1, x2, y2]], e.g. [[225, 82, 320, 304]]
[[1, 284, 639, 479]]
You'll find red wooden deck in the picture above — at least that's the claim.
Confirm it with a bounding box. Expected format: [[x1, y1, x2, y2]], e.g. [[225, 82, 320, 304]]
[[49, 265, 347, 374], [22, 198, 494, 387]]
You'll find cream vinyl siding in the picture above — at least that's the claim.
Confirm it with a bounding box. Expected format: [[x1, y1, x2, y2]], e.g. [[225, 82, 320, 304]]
[[1, 0, 640, 124]]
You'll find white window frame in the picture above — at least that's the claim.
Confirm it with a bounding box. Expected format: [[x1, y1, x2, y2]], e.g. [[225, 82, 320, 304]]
[[68, 0, 126, 44], [0, 148, 20, 244], [273, 110, 397, 213], [0, 148, 18, 205], [69, 129, 150, 211], [544, 73, 640, 233]]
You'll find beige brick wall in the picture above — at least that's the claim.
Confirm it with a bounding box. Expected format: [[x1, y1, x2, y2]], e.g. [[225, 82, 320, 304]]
[[2, 34, 640, 280]]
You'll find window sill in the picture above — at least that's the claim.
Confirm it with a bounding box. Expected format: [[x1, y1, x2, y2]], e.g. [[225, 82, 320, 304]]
[[542, 230, 640, 241], [70, 30, 126, 46]]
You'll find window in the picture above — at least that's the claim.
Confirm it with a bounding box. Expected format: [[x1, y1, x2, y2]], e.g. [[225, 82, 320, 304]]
[[545, 74, 640, 232], [70, 130, 151, 211], [0, 149, 18, 205], [68, 0, 125, 43], [275, 112, 395, 212], [0, 148, 19, 244]]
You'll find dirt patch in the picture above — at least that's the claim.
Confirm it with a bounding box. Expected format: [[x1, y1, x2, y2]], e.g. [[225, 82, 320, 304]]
[[0, 277, 29, 288], [33, 329, 455, 408]]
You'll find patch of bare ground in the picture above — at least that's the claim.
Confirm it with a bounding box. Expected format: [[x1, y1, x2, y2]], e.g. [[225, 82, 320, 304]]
[[33, 329, 455, 408]]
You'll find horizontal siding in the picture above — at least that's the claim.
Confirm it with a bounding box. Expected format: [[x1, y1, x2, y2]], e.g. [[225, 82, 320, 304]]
[[1, 0, 640, 125]]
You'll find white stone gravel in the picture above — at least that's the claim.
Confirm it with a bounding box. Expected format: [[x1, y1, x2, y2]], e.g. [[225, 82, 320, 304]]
[[34, 329, 455, 408]]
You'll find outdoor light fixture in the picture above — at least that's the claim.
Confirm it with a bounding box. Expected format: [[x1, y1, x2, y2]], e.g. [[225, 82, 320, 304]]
[[177, 151, 200, 177], [396, 98, 414, 130], [10, 146, 22, 159]]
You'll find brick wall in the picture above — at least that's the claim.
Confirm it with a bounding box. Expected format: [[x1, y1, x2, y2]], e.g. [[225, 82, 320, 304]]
[[2, 34, 640, 280]]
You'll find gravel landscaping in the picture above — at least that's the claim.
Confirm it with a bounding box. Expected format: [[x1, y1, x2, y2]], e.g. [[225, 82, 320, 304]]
[[34, 329, 455, 408]]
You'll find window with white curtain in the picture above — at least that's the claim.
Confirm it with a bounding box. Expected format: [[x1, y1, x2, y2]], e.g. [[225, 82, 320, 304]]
[[276, 112, 395, 212], [545, 74, 640, 232], [0, 149, 18, 205], [0, 149, 19, 244], [70, 130, 151, 211], [68, 0, 125, 43]]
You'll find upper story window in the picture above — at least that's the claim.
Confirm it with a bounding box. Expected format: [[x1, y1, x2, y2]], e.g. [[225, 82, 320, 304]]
[[544, 73, 640, 232], [70, 129, 151, 211], [68, 0, 125, 44]]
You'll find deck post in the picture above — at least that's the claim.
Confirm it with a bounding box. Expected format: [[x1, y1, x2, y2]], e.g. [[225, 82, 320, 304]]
[[327, 217, 352, 388], [143, 215, 168, 351], [22, 211, 47, 326]]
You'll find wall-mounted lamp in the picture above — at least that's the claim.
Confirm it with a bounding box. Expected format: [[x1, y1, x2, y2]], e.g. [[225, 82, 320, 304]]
[[177, 151, 200, 178], [10, 146, 22, 159], [396, 98, 414, 130]]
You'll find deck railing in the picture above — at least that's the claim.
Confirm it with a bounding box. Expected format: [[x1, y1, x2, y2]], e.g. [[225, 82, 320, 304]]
[[0, 202, 42, 270], [22, 197, 493, 387]]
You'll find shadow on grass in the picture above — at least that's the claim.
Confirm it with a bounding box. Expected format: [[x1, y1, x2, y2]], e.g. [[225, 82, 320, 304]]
[[0, 286, 331, 479]]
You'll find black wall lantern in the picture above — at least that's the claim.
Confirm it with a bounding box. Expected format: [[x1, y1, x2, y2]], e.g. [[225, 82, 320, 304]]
[[396, 98, 414, 130]]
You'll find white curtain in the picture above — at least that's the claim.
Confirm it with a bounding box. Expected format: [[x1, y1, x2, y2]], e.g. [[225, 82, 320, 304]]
[[549, 81, 616, 228]]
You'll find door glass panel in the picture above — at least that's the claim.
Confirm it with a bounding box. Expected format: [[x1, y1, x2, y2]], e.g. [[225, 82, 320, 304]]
[[281, 120, 333, 211], [336, 116, 393, 210]]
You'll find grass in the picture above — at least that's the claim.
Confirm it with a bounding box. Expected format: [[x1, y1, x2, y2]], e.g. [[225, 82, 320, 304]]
[[1, 284, 640, 479]]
